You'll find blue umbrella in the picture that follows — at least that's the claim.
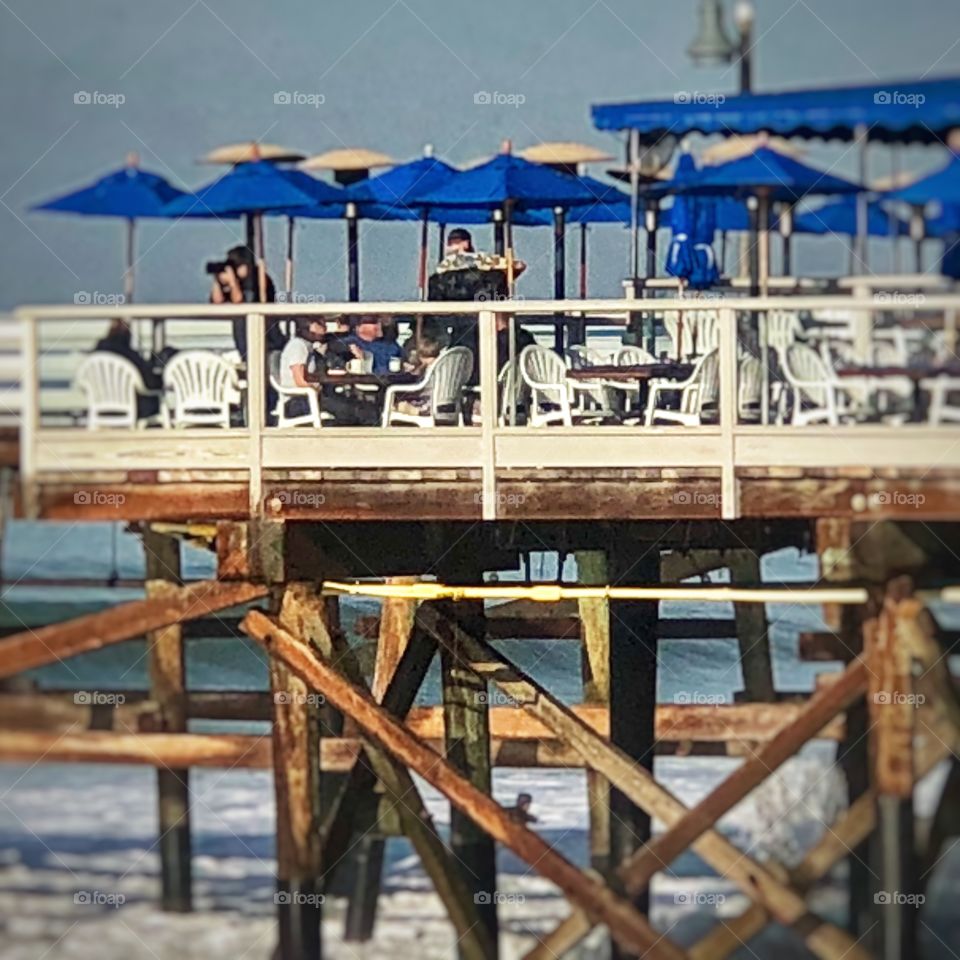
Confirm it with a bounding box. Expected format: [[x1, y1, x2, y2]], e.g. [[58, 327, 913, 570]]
[[411, 153, 608, 209], [32, 157, 190, 301], [886, 154, 960, 206], [166, 160, 339, 299], [794, 197, 909, 236], [345, 154, 459, 297]]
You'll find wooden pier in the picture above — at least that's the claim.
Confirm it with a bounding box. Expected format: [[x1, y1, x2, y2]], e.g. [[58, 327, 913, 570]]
[[2, 295, 960, 959]]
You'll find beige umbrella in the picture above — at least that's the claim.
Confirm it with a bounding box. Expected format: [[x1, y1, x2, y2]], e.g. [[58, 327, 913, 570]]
[[199, 142, 305, 165], [199, 141, 306, 266], [700, 133, 804, 166], [519, 141, 614, 171]]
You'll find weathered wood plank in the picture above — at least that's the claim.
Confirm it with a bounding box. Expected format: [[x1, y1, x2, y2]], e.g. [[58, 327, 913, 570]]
[[0, 580, 267, 679]]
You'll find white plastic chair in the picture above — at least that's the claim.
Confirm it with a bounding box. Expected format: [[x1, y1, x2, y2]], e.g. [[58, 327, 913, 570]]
[[738, 354, 763, 423], [74, 353, 163, 430], [269, 351, 325, 428], [519, 345, 573, 427], [382, 347, 473, 427], [163, 350, 239, 428], [782, 344, 855, 426], [923, 376, 960, 424], [498, 358, 529, 425], [645, 350, 720, 426]]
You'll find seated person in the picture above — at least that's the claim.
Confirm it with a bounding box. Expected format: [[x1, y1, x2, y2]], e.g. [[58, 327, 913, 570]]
[[395, 335, 442, 417], [208, 245, 285, 360], [344, 314, 403, 375], [94, 320, 162, 420], [279, 319, 376, 426]]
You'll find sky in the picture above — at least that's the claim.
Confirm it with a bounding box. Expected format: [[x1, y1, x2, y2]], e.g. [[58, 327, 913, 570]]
[[1, 0, 959, 308]]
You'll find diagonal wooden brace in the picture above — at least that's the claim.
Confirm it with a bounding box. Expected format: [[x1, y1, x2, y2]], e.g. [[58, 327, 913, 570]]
[[414, 605, 870, 960], [241, 609, 688, 960]]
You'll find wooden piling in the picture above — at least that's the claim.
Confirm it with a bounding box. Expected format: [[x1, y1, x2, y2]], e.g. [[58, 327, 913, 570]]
[[270, 584, 328, 960], [608, 542, 659, 959], [439, 570, 499, 960], [727, 549, 775, 701], [576, 550, 611, 877], [866, 589, 921, 960], [143, 527, 192, 913], [344, 578, 417, 943]]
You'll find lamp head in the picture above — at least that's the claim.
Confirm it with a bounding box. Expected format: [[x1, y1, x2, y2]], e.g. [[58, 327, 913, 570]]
[[688, 0, 736, 66]]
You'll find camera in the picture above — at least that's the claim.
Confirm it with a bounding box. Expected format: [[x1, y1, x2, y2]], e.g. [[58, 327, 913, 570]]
[[205, 260, 228, 275]]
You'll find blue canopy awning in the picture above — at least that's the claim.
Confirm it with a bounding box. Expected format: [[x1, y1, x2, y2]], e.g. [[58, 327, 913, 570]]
[[592, 76, 960, 144]]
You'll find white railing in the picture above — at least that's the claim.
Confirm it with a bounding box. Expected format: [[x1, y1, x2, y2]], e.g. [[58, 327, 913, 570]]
[[13, 296, 960, 521]]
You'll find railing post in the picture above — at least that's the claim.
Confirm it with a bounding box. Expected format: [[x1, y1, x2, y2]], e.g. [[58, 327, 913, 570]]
[[478, 308, 497, 521], [19, 312, 38, 519], [246, 312, 265, 516], [718, 307, 738, 520]]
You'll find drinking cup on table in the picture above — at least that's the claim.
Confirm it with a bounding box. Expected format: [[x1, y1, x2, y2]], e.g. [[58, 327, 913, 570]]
[[388, 357, 402, 373]]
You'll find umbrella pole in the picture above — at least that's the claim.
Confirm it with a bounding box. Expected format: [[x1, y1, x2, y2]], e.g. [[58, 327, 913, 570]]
[[254, 212, 267, 303], [628, 130, 640, 286], [493, 209, 505, 256], [418, 210, 429, 301], [748, 197, 760, 298], [285, 216, 295, 299], [911, 207, 925, 273], [645, 199, 658, 279], [781, 203, 794, 278], [553, 207, 565, 353], [579, 223, 588, 300], [437, 223, 446, 260], [346, 202, 359, 302], [758, 192, 771, 426], [124, 218, 136, 304], [245, 213, 256, 253], [891, 146, 902, 274], [854, 123, 869, 273], [720, 230, 727, 276]]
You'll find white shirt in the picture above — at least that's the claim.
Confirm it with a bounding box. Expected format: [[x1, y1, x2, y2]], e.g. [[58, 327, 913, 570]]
[[280, 337, 310, 388]]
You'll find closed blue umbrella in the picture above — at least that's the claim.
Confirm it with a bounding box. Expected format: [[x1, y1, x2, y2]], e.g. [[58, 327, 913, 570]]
[[665, 194, 720, 289], [32, 156, 190, 301]]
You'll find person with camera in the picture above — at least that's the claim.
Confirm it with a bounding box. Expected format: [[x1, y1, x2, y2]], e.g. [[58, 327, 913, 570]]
[[208, 245, 285, 359]]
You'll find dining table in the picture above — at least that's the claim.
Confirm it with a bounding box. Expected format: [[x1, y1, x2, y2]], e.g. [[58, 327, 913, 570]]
[[835, 364, 960, 422], [567, 362, 695, 420]]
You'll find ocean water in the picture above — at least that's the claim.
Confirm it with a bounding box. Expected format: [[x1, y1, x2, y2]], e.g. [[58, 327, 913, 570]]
[[1, 521, 958, 958]]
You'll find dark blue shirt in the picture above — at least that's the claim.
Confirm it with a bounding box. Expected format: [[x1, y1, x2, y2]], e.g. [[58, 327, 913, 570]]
[[345, 335, 403, 374]]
